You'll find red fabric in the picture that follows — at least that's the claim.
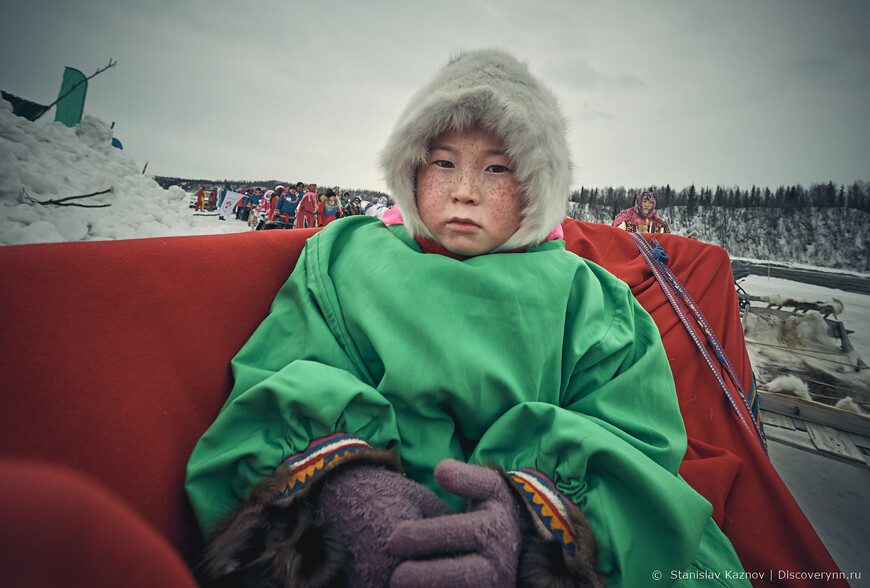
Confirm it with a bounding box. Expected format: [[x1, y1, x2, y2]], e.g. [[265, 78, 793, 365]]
[[562, 219, 845, 587], [0, 458, 198, 588], [416, 235, 471, 260], [0, 228, 317, 566]]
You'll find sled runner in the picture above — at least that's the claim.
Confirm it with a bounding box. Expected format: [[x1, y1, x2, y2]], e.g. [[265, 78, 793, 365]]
[[0, 219, 851, 586]]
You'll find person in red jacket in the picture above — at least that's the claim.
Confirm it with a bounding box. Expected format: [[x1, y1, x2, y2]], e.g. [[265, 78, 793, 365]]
[[194, 187, 206, 212], [295, 184, 319, 229]]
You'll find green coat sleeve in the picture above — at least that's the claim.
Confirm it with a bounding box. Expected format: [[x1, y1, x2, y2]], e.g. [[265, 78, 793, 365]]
[[185, 241, 400, 532], [470, 264, 715, 586]]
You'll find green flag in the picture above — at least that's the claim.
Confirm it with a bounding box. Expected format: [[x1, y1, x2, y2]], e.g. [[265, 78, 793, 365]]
[[54, 67, 88, 127]]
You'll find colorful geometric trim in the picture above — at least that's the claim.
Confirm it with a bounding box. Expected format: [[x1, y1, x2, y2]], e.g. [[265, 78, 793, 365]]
[[277, 433, 373, 499], [630, 234, 768, 455], [508, 468, 578, 558], [748, 374, 760, 424]]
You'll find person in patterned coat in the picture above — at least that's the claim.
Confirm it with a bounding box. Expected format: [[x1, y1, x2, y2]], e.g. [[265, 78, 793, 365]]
[[613, 190, 671, 233]]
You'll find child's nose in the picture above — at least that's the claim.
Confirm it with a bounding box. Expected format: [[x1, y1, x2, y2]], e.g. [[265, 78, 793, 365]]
[[451, 171, 481, 204]]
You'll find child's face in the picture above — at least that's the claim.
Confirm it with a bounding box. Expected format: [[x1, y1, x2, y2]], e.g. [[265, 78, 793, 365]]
[[416, 127, 523, 256], [640, 200, 654, 214]]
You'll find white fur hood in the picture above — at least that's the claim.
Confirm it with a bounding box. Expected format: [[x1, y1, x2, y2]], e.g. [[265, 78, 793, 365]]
[[379, 49, 573, 252]]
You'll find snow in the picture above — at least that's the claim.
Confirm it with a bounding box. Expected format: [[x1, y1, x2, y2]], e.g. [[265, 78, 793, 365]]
[[0, 101, 249, 244], [2, 103, 868, 414]]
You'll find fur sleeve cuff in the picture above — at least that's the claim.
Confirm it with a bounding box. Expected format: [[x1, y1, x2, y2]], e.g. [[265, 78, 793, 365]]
[[507, 469, 605, 587], [198, 435, 402, 585], [507, 469, 579, 555]]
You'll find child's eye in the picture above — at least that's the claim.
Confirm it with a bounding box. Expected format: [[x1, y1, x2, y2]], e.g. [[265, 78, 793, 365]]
[[433, 160, 454, 169], [486, 164, 511, 173]]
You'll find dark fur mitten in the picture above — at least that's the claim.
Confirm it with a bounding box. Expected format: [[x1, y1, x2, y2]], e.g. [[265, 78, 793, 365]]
[[517, 507, 606, 588]]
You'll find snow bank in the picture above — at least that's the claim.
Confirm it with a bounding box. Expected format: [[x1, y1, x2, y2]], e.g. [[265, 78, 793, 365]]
[[0, 100, 247, 244]]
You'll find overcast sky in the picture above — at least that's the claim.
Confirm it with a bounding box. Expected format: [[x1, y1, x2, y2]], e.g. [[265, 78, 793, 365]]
[[2, 0, 868, 194]]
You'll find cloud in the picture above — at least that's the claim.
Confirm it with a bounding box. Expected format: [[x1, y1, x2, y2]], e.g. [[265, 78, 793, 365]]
[[545, 57, 644, 93], [786, 56, 842, 80]]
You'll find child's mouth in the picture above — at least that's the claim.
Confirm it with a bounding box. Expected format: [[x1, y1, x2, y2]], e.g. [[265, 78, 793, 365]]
[[446, 217, 481, 233]]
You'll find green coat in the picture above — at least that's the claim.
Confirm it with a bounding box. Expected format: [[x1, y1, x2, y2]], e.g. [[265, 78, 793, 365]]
[[186, 215, 748, 586]]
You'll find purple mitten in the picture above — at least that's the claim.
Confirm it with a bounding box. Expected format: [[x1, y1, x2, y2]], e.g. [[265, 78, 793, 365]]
[[198, 435, 453, 588], [313, 463, 455, 587], [388, 459, 523, 588]]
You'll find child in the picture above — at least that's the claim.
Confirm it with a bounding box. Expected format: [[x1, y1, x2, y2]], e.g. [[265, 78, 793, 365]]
[[186, 49, 749, 587]]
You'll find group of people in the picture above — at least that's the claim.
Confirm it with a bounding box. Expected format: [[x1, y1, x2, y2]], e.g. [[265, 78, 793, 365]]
[[239, 183, 356, 230], [195, 183, 392, 230], [193, 187, 217, 212]]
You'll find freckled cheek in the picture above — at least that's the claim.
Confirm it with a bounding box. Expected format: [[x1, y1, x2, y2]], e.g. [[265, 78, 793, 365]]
[[420, 176, 447, 198], [488, 207, 519, 234], [485, 186, 524, 232], [416, 173, 447, 221]]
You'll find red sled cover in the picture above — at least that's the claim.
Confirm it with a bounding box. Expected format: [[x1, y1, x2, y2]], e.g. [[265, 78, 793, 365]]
[[562, 219, 846, 587]]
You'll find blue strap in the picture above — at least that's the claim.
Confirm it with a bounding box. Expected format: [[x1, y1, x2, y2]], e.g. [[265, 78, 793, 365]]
[[630, 234, 768, 455]]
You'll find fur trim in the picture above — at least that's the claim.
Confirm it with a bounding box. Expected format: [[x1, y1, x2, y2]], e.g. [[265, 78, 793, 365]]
[[379, 49, 572, 252], [493, 465, 604, 587], [518, 509, 605, 588]]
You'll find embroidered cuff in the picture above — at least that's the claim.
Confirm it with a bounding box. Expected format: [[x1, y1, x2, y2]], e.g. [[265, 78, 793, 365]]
[[507, 468, 579, 557], [276, 433, 375, 499]]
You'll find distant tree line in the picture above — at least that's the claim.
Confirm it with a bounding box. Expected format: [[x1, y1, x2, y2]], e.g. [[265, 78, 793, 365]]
[[567, 182, 870, 271], [571, 181, 870, 218]]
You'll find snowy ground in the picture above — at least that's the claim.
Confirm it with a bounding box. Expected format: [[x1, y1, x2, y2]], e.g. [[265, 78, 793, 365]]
[[2, 102, 867, 414]]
